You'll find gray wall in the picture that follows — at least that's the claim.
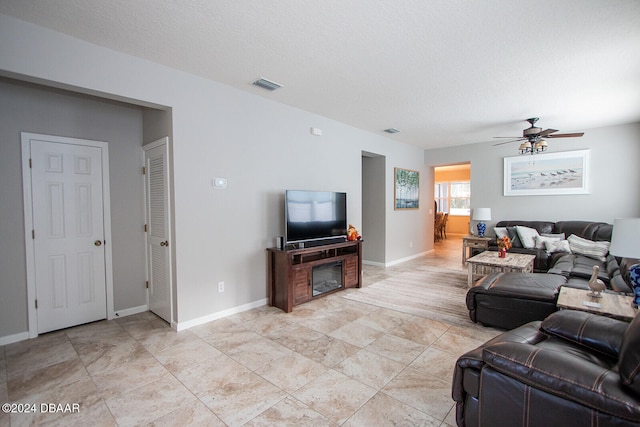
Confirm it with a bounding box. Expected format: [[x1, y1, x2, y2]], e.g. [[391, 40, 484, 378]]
[[142, 108, 173, 143], [425, 122, 640, 232], [0, 14, 431, 334], [0, 78, 148, 337], [362, 154, 386, 264]]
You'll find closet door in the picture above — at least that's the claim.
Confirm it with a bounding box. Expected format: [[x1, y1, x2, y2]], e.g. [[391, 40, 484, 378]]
[[144, 137, 172, 323]]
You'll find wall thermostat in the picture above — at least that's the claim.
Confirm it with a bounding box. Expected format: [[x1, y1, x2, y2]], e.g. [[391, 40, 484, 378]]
[[212, 178, 227, 189]]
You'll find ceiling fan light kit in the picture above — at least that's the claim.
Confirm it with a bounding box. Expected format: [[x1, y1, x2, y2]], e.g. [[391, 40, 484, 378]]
[[519, 138, 548, 155], [494, 117, 584, 155]]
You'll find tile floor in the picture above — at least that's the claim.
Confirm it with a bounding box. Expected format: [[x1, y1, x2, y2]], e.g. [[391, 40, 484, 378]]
[[0, 236, 501, 426]]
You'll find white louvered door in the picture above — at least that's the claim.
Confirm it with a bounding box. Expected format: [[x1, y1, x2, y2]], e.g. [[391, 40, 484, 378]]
[[30, 138, 107, 333], [144, 138, 172, 323]]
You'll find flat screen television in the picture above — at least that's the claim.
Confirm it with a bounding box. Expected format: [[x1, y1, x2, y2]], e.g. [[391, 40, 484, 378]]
[[285, 190, 347, 246]]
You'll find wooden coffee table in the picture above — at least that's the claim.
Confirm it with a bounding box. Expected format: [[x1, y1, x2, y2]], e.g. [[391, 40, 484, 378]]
[[556, 287, 638, 322], [466, 251, 535, 286]]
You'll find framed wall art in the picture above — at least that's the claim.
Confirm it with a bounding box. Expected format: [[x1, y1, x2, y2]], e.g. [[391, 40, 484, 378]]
[[394, 167, 419, 209], [504, 149, 590, 196]]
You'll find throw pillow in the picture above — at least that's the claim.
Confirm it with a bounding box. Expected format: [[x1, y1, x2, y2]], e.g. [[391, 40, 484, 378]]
[[535, 235, 563, 250], [494, 227, 522, 247], [541, 233, 566, 240], [506, 227, 523, 248], [545, 239, 571, 254], [515, 225, 540, 249], [494, 227, 508, 238], [567, 234, 610, 262]]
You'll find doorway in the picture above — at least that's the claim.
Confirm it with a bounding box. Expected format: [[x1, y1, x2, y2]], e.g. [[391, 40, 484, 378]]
[[434, 163, 471, 236], [21, 132, 114, 336], [143, 137, 173, 323], [362, 152, 386, 265]]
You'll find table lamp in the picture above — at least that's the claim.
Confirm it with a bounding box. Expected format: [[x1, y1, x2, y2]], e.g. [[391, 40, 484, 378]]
[[473, 208, 491, 237], [608, 218, 640, 306]]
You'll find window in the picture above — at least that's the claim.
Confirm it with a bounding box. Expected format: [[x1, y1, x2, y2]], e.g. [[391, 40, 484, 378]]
[[435, 181, 470, 215]]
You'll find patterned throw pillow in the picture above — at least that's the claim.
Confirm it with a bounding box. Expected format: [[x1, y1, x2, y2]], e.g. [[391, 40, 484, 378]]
[[545, 239, 572, 254], [535, 235, 563, 250], [515, 226, 540, 249], [542, 233, 566, 240], [567, 234, 610, 262]]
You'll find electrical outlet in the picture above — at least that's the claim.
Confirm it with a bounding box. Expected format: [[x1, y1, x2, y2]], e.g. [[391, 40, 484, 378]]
[[409, 241, 413, 248], [218, 281, 224, 292]]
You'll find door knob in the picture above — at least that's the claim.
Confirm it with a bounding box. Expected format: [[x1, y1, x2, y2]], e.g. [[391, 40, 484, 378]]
[[94, 240, 102, 247], [160, 241, 169, 247]]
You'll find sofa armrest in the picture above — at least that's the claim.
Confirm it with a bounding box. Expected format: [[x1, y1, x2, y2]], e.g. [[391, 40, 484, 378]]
[[452, 321, 544, 402], [483, 341, 640, 421], [541, 310, 628, 359]]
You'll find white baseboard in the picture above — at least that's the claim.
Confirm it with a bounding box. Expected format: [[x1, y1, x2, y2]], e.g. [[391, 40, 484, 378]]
[[2, 304, 147, 345], [0, 331, 30, 346], [113, 304, 148, 319], [0, 301, 270, 343], [175, 298, 268, 331], [385, 250, 432, 267], [364, 250, 433, 268]]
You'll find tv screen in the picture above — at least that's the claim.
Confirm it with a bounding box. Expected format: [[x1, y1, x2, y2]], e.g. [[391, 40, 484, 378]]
[[285, 190, 347, 244]]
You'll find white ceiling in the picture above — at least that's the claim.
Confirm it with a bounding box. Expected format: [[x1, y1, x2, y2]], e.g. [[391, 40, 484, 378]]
[[1, 0, 639, 150]]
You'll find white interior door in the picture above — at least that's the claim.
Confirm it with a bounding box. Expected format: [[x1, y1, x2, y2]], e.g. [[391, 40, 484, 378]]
[[29, 137, 108, 333], [144, 138, 172, 323]]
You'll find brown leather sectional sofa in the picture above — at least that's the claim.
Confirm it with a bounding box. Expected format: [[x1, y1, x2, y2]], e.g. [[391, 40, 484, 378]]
[[452, 309, 640, 426], [466, 220, 636, 330]]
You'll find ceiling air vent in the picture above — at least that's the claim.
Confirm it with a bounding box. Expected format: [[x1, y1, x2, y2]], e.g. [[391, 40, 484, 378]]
[[384, 128, 401, 134], [252, 78, 283, 91]]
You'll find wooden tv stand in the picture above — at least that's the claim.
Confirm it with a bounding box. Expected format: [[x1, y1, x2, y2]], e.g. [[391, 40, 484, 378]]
[[267, 240, 363, 313]]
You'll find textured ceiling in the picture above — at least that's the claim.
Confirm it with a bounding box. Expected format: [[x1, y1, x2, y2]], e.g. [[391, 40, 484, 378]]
[[1, 0, 639, 149]]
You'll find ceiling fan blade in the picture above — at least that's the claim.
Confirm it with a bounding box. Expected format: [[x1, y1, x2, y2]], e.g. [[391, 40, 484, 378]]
[[538, 128, 559, 137], [547, 132, 584, 138], [492, 138, 526, 146]]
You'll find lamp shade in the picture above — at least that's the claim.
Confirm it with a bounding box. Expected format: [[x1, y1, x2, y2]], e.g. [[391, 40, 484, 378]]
[[472, 208, 492, 221], [609, 218, 640, 258]]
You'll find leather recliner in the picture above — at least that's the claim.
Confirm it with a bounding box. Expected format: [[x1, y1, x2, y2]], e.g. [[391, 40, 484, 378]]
[[452, 310, 640, 427]]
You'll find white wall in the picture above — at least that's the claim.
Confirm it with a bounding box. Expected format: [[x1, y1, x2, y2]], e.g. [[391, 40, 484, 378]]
[[0, 14, 430, 334], [425, 122, 640, 233]]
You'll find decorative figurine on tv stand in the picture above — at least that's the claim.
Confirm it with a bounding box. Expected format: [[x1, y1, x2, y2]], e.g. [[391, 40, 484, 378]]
[[347, 224, 362, 241]]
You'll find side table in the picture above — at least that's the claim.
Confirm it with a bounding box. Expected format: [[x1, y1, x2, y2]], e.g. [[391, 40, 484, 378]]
[[462, 236, 492, 265], [556, 287, 638, 322]]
